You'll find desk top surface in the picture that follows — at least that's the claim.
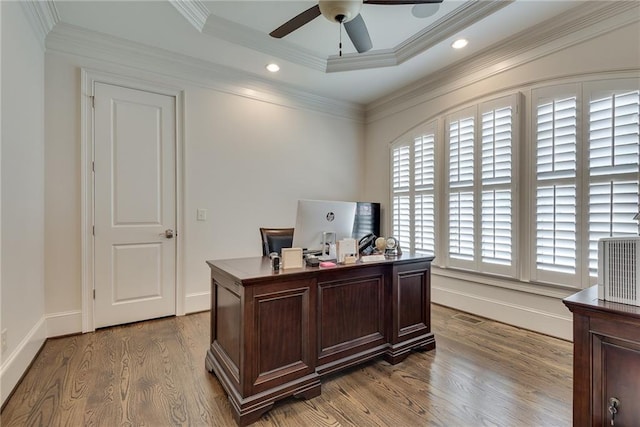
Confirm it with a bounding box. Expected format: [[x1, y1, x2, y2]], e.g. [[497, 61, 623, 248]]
[[206, 253, 435, 283], [563, 285, 640, 319]]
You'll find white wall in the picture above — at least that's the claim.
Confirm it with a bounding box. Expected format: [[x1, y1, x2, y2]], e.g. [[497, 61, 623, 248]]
[[363, 21, 640, 340], [183, 88, 363, 310], [1, 2, 47, 405], [43, 49, 364, 327]]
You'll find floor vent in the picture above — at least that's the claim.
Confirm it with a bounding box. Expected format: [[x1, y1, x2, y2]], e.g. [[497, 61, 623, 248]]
[[452, 313, 484, 325]]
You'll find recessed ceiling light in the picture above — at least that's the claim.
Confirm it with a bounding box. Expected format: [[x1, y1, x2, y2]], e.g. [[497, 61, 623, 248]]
[[452, 39, 469, 49], [266, 63, 280, 73]]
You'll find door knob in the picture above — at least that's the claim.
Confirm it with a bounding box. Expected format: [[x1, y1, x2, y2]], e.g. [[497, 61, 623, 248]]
[[161, 229, 174, 239]]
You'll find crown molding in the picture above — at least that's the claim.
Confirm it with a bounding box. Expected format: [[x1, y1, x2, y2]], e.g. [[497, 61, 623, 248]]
[[326, 49, 399, 71], [326, 0, 511, 73], [202, 15, 327, 72], [45, 23, 364, 122], [366, 0, 640, 123], [395, 0, 511, 64], [169, 0, 210, 32], [20, 0, 60, 50], [194, 0, 509, 74]]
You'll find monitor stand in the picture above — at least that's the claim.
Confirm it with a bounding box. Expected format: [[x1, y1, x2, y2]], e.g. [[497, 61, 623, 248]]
[[317, 231, 336, 261]]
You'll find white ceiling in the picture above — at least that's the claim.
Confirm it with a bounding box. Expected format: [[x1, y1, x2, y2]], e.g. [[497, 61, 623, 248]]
[[51, 0, 592, 105]]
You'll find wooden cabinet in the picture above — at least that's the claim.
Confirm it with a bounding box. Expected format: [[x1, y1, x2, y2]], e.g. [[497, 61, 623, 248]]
[[564, 286, 640, 427], [206, 254, 435, 426]]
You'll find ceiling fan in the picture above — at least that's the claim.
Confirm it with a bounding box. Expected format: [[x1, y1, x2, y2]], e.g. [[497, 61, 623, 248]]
[[270, 0, 444, 54]]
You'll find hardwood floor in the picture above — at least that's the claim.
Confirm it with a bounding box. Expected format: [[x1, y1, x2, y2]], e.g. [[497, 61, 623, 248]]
[[1, 304, 573, 426]]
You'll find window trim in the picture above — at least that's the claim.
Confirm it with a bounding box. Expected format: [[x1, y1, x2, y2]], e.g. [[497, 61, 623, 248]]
[[530, 83, 583, 288]]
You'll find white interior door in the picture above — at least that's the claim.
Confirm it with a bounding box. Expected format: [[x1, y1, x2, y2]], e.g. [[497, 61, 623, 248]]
[[93, 82, 176, 329]]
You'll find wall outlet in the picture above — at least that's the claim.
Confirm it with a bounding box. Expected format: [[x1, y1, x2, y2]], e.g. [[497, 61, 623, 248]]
[[1, 329, 7, 355], [196, 208, 207, 221]]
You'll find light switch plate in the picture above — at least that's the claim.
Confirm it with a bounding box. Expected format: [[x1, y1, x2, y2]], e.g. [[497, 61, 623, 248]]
[[197, 208, 207, 221]]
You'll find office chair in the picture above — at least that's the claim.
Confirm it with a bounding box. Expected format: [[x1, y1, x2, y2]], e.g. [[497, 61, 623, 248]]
[[259, 227, 294, 256]]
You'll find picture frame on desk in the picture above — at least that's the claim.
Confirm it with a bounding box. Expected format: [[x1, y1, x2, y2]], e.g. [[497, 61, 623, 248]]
[[281, 247, 303, 269]]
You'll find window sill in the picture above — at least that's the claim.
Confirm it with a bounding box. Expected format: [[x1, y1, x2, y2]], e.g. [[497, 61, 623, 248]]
[[432, 265, 583, 300]]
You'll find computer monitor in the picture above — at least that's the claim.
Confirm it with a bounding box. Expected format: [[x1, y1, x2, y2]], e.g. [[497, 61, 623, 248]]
[[292, 199, 357, 254]]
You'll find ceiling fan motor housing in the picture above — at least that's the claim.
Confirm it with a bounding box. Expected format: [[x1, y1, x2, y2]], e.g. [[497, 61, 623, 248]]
[[319, 0, 363, 23]]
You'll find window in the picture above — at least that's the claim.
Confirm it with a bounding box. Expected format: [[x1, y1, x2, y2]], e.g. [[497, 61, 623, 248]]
[[532, 81, 639, 286], [390, 77, 638, 290], [445, 96, 519, 275], [414, 133, 436, 253], [392, 145, 411, 249], [391, 122, 436, 255], [534, 92, 578, 279], [448, 110, 475, 264], [481, 102, 515, 267], [587, 89, 640, 275]]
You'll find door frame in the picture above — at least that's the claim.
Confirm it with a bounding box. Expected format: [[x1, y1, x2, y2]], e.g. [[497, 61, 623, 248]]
[[81, 68, 185, 332]]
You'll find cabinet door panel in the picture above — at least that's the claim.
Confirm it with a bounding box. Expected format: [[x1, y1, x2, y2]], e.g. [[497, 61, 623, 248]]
[[597, 340, 640, 426], [318, 275, 386, 362]]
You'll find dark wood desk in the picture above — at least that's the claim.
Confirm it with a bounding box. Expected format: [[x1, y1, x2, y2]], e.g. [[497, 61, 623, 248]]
[[563, 286, 640, 426], [205, 254, 435, 426]]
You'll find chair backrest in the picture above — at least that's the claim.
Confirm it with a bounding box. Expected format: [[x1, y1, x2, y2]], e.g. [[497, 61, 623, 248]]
[[259, 227, 294, 256]]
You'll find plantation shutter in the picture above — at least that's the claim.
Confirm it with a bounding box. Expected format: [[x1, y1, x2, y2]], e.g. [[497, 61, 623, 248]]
[[414, 133, 435, 254], [588, 90, 640, 275], [448, 114, 475, 262], [391, 123, 437, 255], [392, 145, 411, 247], [481, 104, 513, 266], [535, 96, 578, 275]]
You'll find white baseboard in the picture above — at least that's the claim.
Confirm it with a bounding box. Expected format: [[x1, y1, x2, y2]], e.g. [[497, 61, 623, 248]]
[[1, 316, 47, 406], [43, 298, 207, 338], [185, 291, 210, 314], [46, 310, 83, 337], [432, 285, 573, 341]]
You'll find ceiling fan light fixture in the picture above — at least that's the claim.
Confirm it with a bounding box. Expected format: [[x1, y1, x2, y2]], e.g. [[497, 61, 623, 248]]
[[319, 0, 362, 23]]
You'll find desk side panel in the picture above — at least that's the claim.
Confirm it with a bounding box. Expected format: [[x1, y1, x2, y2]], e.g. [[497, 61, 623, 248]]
[[386, 260, 434, 363], [208, 272, 242, 389], [217, 284, 241, 370]]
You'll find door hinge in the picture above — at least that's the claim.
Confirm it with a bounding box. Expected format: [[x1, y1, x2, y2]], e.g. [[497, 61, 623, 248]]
[[92, 161, 95, 172], [92, 225, 95, 236], [90, 95, 95, 108], [93, 289, 95, 299]]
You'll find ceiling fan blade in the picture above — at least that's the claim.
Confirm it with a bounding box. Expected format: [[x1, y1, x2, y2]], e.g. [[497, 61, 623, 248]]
[[270, 5, 321, 39], [364, 0, 443, 4], [344, 14, 373, 53]]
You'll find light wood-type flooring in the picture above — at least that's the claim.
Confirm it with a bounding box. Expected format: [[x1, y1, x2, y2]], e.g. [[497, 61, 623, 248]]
[[1, 304, 573, 426]]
